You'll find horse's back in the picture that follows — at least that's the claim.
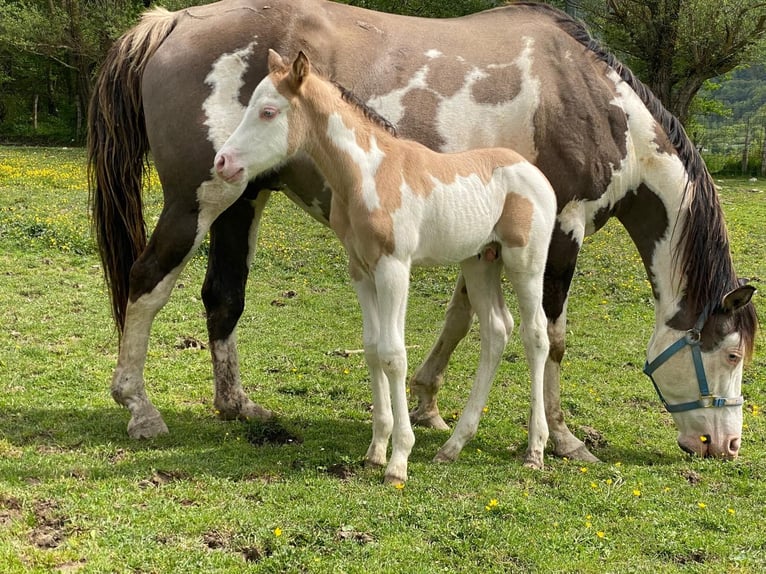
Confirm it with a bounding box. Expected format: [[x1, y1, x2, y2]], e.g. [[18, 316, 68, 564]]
[[138, 0, 631, 210]]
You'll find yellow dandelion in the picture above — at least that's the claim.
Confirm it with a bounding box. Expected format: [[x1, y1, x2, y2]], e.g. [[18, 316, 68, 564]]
[[700, 435, 708, 443], [697, 502, 706, 509], [580, 467, 588, 473], [394, 482, 405, 490], [482, 406, 489, 414], [274, 528, 282, 537], [343, 368, 350, 375], [728, 508, 735, 515], [605, 478, 613, 486], [633, 489, 641, 497], [590, 482, 598, 489], [597, 531, 605, 539]]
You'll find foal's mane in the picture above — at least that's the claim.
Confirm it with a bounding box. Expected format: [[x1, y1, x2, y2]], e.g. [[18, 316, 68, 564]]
[[517, 3, 758, 352], [331, 80, 398, 137]]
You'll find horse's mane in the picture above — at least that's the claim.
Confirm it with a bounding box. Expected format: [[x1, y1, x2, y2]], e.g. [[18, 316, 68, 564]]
[[516, 2, 757, 354], [331, 80, 398, 137]]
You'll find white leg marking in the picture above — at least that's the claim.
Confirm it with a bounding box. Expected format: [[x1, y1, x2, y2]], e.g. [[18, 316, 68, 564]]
[[435, 257, 509, 462]]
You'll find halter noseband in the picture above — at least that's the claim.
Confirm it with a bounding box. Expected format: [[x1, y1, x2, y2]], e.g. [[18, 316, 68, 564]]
[[643, 308, 744, 413]]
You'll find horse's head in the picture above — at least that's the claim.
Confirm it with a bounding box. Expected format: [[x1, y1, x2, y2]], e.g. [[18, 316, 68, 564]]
[[645, 284, 757, 459], [214, 49, 310, 185]]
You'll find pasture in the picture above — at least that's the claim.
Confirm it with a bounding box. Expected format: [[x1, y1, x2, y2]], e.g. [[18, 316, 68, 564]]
[[0, 145, 765, 572]]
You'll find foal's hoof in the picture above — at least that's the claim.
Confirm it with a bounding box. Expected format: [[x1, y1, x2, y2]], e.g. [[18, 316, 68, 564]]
[[127, 413, 169, 439], [433, 444, 460, 463], [384, 472, 407, 486], [523, 450, 545, 470]]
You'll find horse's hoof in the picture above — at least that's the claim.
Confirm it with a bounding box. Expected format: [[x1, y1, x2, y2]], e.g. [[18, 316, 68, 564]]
[[127, 413, 169, 439], [410, 410, 450, 431], [216, 397, 272, 422], [557, 445, 601, 463]]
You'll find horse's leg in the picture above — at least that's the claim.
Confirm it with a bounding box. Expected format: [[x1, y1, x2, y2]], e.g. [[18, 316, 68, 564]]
[[434, 257, 510, 462], [203, 189, 273, 422], [352, 274, 391, 468], [112, 211, 201, 438], [409, 273, 474, 430], [112, 178, 246, 438], [504, 260, 550, 470], [373, 257, 416, 484], [542, 231, 599, 462]]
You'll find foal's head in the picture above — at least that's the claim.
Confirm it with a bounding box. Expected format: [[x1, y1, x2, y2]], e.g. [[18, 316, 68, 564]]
[[214, 50, 316, 185]]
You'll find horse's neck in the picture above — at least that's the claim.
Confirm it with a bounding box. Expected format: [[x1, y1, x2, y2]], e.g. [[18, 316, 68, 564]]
[[616, 180, 691, 325]]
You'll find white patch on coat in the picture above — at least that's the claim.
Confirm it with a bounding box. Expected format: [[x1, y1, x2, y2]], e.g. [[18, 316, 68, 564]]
[[435, 37, 540, 158], [326, 113, 385, 212], [425, 49, 443, 59], [203, 42, 257, 150], [366, 66, 431, 127]]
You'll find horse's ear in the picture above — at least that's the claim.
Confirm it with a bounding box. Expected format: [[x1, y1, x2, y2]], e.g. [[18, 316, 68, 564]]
[[291, 51, 311, 86], [267, 49, 287, 73], [721, 284, 756, 313]]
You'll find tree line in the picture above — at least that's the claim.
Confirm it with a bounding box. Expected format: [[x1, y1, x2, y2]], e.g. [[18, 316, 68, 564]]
[[1, 0, 764, 174]]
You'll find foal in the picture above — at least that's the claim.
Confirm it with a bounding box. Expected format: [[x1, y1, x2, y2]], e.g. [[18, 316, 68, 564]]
[[215, 50, 557, 484]]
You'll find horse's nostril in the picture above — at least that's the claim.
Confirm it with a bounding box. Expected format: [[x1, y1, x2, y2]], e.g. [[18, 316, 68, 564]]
[[729, 437, 741, 455]]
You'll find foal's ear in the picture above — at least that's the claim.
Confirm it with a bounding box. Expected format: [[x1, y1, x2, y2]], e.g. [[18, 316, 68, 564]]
[[291, 51, 311, 86], [267, 49, 287, 73], [721, 284, 756, 313]]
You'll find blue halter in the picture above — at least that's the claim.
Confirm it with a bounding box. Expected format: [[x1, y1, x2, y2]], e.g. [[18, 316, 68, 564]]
[[643, 308, 744, 413]]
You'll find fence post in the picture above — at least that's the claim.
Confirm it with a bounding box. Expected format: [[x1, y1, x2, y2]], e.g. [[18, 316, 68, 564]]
[[741, 117, 750, 176]]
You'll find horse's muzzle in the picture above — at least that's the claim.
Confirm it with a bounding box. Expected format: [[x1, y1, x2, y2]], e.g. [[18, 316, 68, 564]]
[[678, 434, 740, 459]]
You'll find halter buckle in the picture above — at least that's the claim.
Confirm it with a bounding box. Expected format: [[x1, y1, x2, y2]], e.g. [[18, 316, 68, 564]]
[[685, 328, 701, 345]]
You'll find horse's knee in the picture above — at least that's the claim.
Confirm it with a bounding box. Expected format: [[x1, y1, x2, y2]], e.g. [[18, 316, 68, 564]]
[[202, 283, 246, 339]]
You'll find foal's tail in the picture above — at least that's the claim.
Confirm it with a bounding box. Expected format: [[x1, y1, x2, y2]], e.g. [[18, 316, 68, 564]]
[[87, 8, 179, 333]]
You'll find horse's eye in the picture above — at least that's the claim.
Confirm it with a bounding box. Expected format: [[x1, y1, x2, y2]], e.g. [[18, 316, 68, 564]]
[[726, 351, 742, 366], [260, 107, 278, 120]]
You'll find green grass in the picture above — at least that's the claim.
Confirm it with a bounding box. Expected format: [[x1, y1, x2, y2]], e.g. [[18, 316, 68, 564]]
[[0, 146, 765, 573]]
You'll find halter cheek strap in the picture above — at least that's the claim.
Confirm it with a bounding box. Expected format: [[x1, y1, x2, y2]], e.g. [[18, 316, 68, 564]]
[[643, 308, 744, 413]]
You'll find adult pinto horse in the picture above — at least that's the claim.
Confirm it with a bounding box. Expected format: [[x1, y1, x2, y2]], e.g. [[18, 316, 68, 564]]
[[214, 49, 557, 482], [89, 0, 757, 462]]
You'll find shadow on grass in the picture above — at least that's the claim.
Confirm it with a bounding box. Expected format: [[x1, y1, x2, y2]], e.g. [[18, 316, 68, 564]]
[[0, 404, 686, 487], [0, 404, 490, 483]]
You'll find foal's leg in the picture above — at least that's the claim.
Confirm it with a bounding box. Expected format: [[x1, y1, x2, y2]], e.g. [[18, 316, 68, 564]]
[[373, 256, 416, 484], [351, 274, 392, 468], [434, 257, 511, 462], [112, 178, 245, 438], [203, 189, 272, 422], [504, 258, 550, 469], [410, 272, 475, 430]]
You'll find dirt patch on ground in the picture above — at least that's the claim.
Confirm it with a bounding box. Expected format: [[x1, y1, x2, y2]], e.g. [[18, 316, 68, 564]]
[[0, 496, 22, 527], [29, 499, 68, 549]]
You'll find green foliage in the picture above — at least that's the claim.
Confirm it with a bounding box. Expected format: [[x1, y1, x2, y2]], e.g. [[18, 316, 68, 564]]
[[1, 146, 765, 572], [342, 0, 502, 17], [578, 0, 766, 124], [0, 0, 146, 143]]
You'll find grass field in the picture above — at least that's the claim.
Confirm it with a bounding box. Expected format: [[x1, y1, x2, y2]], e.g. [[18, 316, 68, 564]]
[[0, 146, 765, 573]]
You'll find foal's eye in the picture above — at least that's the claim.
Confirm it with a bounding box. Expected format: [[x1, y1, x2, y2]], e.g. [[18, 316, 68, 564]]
[[725, 351, 742, 366], [260, 107, 278, 120]]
